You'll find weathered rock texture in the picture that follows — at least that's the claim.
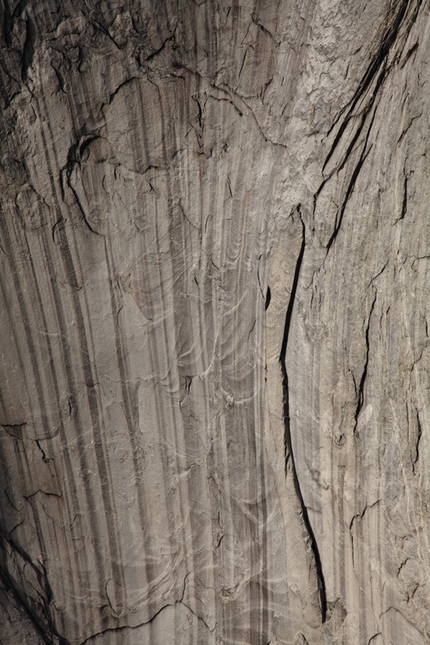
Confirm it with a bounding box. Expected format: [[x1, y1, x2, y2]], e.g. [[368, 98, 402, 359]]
[[0, 1, 429, 643]]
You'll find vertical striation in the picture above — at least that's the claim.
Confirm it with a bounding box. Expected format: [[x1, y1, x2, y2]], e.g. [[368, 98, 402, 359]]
[[0, 1, 429, 644]]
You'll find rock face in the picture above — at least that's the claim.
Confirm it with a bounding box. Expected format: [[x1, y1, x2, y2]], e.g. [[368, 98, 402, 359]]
[[0, 1, 429, 643]]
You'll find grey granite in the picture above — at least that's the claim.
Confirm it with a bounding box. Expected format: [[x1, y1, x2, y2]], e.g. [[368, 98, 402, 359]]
[[0, 1, 429, 643]]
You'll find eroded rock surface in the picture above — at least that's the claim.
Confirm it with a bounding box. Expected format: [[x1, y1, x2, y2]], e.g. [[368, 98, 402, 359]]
[[0, 1, 429, 643]]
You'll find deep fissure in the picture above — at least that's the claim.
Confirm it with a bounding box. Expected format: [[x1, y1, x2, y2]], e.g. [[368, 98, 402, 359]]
[[279, 207, 327, 623]]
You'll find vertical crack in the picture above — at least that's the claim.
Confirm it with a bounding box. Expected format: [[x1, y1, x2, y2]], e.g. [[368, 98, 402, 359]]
[[60, 139, 103, 236], [279, 206, 327, 623], [21, 15, 36, 82], [412, 410, 422, 474], [35, 440, 51, 463], [353, 290, 377, 439], [265, 286, 271, 311], [400, 174, 408, 220]]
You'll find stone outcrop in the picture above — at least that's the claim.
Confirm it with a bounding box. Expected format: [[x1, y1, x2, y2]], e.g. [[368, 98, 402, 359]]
[[0, 1, 429, 643]]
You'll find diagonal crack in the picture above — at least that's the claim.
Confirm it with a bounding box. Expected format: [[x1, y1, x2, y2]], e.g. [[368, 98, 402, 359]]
[[325, 140, 373, 252], [0, 528, 69, 644], [325, 0, 421, 172]]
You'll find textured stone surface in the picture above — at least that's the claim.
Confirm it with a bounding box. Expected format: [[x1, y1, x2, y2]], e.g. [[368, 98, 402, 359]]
[[0, 1, 429, 643]]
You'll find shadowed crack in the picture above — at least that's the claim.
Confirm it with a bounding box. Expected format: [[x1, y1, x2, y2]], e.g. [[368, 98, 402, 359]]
[[353, 290, 377, 439], [315, 0, 424, 254], [325, 0, 422, 173], [142, 34, 175, 64], [349, 499, 381, 575], [321, 98, 377, 252], [400, 174, 408, 220], [412, 411, 422, 474], [325, 141, 373, 251], [1, 422, 26, 440], [21, 14, 36, 81], [60, 137, 104, 236], [107, 77, 138, 105], [279, 206, 327, 623], [78, 585, 211, 644], [0, 529, 69, 644]]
